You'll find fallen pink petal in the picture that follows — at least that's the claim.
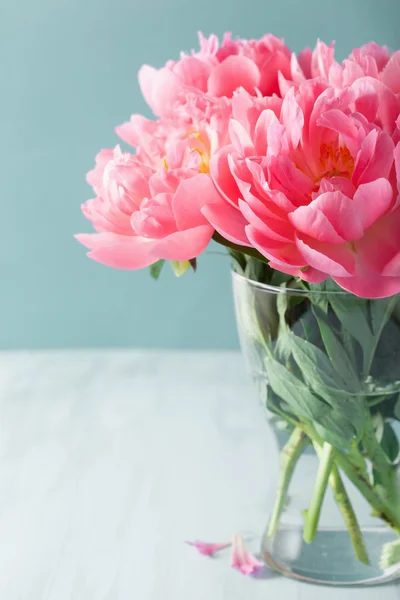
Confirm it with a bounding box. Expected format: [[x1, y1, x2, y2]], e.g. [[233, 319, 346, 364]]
[[186, 540, 231, 556], [231, 534, 264, 575]]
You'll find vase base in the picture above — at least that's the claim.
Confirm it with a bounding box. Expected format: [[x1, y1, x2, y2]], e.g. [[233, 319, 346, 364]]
[[262, 526, 400, 586]]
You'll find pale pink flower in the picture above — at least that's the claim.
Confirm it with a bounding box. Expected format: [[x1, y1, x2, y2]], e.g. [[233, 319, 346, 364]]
[[186, 540, 231, 556], [231, 535, 263, 575], [76, 113, 224, 268], [139, 32, 291, 119], [203, 80, 400, 298]]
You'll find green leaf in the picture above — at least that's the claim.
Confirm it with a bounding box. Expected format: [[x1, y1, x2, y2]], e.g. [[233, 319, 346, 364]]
[[213, 231, 270, 264], [285, 333, 347, 397], [244, 257, 271, 282], [314, 420, 353, 451], [171, 260, 191, 277], [284, 332, 364, 435], [264, 356, 324, 422], [149, 260, 165, 280], [229, 249, 246, 275], [395, 396, 400, 421], [270, 270, 293, 287], [312, 306, 361, 393], [329, 295, 372, 353], [265, 356, 355, 449], [370, 296, 397, 337], [380, 422, 399, 462]]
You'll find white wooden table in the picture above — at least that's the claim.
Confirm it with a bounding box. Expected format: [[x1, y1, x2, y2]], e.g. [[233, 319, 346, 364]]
[[0, 350, 398, 599]]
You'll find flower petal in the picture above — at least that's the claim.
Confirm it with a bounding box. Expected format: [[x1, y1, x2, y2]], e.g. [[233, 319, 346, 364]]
[[295, 234, 355, 277], [280, 87, 304, 149], [353, 129, 394, 186], [230, 535, 263, 575], [352, 179, 393, 230], [75, 233, 157, 269], [210, 147, 241, 208], [186, 540, 230, 556], [150, 224, 213, 261], [172, 174, 220, 231], [246, 225, 305, 266], [202, 201, 250, 246], [207, 55, 260, 98]]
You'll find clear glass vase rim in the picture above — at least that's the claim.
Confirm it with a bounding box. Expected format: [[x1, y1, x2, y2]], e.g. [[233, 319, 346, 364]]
[[231, 270, 352, 296]]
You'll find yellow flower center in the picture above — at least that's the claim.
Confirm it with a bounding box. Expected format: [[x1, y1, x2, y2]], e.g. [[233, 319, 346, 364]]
[[190, 146, 210, 174]]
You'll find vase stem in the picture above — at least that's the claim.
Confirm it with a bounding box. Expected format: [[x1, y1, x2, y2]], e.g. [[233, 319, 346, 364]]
[[267, 427, 307, 538], [312, 441, 370, 565], [303, 442, 335, 543]]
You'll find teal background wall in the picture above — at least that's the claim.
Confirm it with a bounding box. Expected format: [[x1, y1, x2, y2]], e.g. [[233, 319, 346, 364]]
[[2, 0, 399, 349]]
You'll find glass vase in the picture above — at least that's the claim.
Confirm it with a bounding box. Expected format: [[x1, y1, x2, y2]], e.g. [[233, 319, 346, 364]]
[[232, 271, 400, 586]]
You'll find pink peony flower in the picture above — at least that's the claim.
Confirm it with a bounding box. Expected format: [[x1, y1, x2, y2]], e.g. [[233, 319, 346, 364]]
[[230, 535, 264, 575], [186, 540, 231, 556], [76, 113, 225, 269], [139, 32, 291, 119], [203, 80, 400, 298], [287, 40, 400, 99]]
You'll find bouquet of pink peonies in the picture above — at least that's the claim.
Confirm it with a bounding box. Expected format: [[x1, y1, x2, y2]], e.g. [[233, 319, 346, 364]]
[[77, 33, 400, 585]]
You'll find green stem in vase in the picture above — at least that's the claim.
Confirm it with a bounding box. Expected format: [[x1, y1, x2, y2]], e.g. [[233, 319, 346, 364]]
[[303, 442, 336, 544], [303, 423, 400, 535], [312, 441, 370, 565], [267, 427, 308, 538]]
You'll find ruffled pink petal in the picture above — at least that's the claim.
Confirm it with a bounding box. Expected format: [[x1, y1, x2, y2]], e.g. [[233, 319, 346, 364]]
[[383, 252, 400, 277], [115, 115, 148, 148], [238, 199, 294, 242], [202, 201, 250, 246], [351, 79, 379, 124], [207, 55, 260, 98], [210, 147, 242, 208], [311, 40, 336, 80], [290, 205, 345, 244], [352, 179, 393, 230], [294, 191, 364, 242], [173, 56, 212, 92], [75, 233, 157, 269], [229, 119, 254, 155], [231, 535, 263, 576], [350, 77, 400, 136], [172, 174, 221, 231], [297, 47, 313, 79], [138, 65, 158, 110], [395, 142, 400, 191], [254, 109, 280, 156], [290, 52, 307, 83], [150, 224, 213, 261], [231, 89, 282, 139], [380, 51, 400, 94], [246, 225, 305, 266], [138, 66, 181, 117], [353, 129, 394, 186], [334, 271, 400, 298], [316, 109, 359, 150], [268, 261, 328, 283], [280, 87, 304, 149], [186, 540, 230, 556], [268, 155, 315, 207], [295, 234, 355, 277]]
